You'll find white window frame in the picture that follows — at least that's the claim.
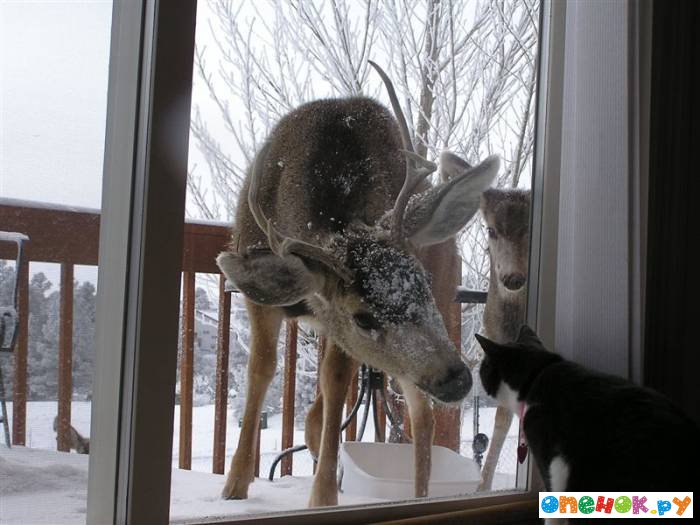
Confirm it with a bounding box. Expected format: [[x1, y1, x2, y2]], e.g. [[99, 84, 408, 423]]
[[87, 1, 198, 523], [87, 0, 572, 522]]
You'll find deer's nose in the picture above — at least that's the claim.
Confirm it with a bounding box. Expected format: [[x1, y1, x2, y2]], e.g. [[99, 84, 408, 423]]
[[501, 273, 526, 291], [432, 362, 472, 403]]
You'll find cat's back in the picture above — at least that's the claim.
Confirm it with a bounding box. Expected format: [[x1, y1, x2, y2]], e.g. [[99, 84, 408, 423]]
[[532, 361, 695, 429], [527, 361, 699, 490]]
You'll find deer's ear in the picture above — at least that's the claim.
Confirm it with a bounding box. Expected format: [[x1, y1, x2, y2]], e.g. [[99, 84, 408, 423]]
[[216, 251, 322, 306], [439, 151, 472, 181], [474, 333, 501, 356], [517, 324, 546, 350], [405, 155, 499, 247]]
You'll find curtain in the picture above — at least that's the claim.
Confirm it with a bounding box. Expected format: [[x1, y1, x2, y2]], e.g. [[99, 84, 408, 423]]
[[643, 0, 700, 426]]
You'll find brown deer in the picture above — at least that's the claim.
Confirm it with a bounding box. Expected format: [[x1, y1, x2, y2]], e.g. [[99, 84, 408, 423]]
[[216, 63, 499, 506], [476, 188, 530, 491]]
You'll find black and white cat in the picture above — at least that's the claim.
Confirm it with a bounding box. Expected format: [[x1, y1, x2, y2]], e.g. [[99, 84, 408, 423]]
[[476, 325, 699, 492]]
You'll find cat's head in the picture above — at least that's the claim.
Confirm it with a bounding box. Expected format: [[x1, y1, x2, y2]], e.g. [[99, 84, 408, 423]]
[[475, 325, 561, 411]]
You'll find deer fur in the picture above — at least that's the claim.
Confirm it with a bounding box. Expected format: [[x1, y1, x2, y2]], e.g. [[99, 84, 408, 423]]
[[216, 65, 499, 506], [476, 188, 530, 491]]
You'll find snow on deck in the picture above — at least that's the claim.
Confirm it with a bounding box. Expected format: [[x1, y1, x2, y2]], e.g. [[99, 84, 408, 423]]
[[0, 402, 517, 524], [0, 446, 387, 524]]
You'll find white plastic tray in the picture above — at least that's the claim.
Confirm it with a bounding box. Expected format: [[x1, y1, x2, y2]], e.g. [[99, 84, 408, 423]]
[[339, 442, 481, 500]]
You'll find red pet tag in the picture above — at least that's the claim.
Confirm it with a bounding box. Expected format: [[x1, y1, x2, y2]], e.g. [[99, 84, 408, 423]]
[[517, 442, 528, 464]]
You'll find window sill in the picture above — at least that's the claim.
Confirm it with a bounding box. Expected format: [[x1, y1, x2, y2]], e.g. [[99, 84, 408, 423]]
[[176, 490, 538, 525]]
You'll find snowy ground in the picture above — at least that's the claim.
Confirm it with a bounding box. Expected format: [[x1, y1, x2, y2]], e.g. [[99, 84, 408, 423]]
[[0, 402, 517, 524], [0, 446, 386, 524]]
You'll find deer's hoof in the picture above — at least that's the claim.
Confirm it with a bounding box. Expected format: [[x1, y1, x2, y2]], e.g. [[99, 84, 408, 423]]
[[222, 475, 253, 500], [308, 490, 338, 508], [476, 479, 492, 492]]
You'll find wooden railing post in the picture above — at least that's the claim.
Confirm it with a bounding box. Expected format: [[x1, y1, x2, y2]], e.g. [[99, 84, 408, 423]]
[[374, 373, 386, 443], [212, 275, 231, 474], [421, 241, 462, 451], [281, 320, 297, 476], [12, 258, 28, 446], [179, 271, 195, 469], [344, 369, 358, 441], [57, 263, 74, 452]]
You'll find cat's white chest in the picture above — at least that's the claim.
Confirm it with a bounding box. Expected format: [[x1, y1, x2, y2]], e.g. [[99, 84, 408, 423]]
[[549, 455, 570, 491]]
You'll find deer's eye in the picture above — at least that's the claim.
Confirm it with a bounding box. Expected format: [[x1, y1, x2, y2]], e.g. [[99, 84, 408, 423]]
[[353, 312, 380, 331], [486, 227, 497, 239]]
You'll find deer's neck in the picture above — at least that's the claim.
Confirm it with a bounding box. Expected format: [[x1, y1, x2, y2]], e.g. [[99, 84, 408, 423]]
[[483, 266, 527, 344]]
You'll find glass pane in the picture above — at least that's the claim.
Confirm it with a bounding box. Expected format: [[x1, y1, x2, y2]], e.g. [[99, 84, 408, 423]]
[[172, 0, 539, 521], [0, 2, 112, 524]]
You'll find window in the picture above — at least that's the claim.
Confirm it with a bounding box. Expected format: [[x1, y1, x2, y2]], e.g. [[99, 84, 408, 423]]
[[172, 1, 541, 522], [94, 0, 654, 522], [7, 0, 618, 523]]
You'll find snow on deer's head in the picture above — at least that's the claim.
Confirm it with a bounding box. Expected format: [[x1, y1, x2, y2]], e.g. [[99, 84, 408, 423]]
[[480, 188, 531, 294]]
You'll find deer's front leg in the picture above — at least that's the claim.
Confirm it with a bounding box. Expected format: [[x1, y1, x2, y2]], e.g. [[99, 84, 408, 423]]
[[304, 393, 323, 461], [222, 301, 282, 500], [308, 343, 355, 507], [400, 379, 434, 498], [477, 405, 513, 491]]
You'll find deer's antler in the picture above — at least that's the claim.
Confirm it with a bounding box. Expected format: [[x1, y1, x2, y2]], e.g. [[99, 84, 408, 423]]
[[248, 143, 353, 283], [369, 60, 437, 246]]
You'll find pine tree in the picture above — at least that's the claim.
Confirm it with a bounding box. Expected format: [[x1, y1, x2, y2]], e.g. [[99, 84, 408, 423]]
[[0, 261, 18, 394], [27, 277, 58, 400], [72, 281, 96, 400], [0, 261, 15, 307]]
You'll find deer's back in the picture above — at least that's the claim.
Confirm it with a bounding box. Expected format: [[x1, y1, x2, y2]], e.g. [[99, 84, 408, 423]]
[[232, 97, 406, 253]]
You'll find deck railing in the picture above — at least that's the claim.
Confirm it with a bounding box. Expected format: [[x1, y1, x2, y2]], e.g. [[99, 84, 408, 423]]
[[0, 200, 359, 475], [0, 199, 469, 476]]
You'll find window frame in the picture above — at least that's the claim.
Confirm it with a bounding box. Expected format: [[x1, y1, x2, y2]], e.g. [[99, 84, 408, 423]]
[[87, 1, 198, 524], [87, 0, 566, 523]]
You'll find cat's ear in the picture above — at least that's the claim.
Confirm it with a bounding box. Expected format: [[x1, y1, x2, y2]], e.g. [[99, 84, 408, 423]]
[[517, 324, 546, 350], [474, 333, 501, 356]]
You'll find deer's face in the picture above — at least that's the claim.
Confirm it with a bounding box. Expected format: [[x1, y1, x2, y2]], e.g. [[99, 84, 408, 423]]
[[480, 189, 531, 294], [308, 232, 471, 403]]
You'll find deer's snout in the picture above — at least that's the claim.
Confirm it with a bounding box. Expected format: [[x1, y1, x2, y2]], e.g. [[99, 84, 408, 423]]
[[501, 273, 526, 291], [430, 362, 472, 403]]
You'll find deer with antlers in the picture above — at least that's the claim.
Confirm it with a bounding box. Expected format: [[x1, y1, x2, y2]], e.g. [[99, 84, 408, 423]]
[[216, 62, 498, 507]]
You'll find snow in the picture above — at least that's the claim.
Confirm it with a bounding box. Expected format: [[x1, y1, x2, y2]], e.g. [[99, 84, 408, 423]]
[[0, 197, 100, 216], [0, 446, 385, 525], [0, 232, 29, 243], [347, 233, 432, 325], [0, 401, 517, 524]]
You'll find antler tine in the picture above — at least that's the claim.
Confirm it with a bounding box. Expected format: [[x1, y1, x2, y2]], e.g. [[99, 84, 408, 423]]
[[369, 60, 437, 244], [368, 61, 414, 158], [247, 143, 354, 283]]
